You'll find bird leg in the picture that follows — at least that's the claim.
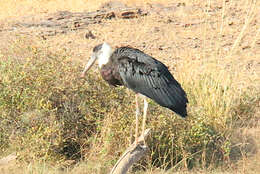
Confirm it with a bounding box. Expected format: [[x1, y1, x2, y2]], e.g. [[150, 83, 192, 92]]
[[141, 97, 148, 143], [135, 94, 140, 145]]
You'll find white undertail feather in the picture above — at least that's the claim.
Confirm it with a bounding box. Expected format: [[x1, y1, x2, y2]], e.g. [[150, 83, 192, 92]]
[[98, 42, 113, 68]]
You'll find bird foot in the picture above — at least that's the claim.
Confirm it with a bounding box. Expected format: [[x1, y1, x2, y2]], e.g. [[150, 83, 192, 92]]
[[133, 128, 151, 146]]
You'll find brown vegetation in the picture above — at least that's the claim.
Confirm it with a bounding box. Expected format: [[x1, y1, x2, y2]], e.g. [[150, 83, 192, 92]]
[[0, 0, 259, 173]]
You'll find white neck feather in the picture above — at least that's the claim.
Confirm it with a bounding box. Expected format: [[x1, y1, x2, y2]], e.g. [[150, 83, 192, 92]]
[[98, 43, 113, 68]]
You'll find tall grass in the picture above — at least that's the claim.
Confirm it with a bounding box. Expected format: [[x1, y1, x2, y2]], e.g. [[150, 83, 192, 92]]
[[0, 36, 259, 173]]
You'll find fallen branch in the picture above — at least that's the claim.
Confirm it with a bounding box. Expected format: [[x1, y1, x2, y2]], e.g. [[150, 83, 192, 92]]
[[109, 129, 151, 174], [0, 152, 17, 166]]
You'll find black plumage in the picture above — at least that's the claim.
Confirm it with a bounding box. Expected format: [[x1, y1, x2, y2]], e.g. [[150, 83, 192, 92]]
[[81, 43, 189, 144], [100, 46, 188, 117]]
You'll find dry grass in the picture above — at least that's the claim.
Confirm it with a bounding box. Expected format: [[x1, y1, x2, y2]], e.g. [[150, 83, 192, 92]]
[[0, 0, 259, 173]]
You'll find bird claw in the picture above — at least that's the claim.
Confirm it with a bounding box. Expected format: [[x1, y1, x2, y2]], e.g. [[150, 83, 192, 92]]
[[133, 128, 151, 146]]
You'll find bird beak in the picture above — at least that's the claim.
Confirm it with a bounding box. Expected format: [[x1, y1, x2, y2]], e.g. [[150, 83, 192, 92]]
[[81, 54, 97, 78]]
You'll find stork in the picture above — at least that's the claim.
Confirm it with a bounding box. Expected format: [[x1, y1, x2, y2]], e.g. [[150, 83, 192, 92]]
[[81, 43, 188, 144]]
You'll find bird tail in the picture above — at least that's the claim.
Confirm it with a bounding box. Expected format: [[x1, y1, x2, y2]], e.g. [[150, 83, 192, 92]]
[[171, 106, 187, 118]]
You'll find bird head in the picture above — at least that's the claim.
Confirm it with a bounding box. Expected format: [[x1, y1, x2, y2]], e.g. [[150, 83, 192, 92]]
[[81, 42, 113, 77]]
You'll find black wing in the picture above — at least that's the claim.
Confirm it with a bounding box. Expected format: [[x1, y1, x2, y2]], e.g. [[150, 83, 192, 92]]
[[115, 48, 188, 117]]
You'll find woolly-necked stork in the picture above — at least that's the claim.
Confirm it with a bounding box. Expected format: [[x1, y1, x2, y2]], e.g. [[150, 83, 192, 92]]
[[81, 43, 188, 144]]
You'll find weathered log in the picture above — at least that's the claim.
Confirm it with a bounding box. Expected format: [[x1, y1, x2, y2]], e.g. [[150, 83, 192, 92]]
[[109, 129, 151, 174]]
